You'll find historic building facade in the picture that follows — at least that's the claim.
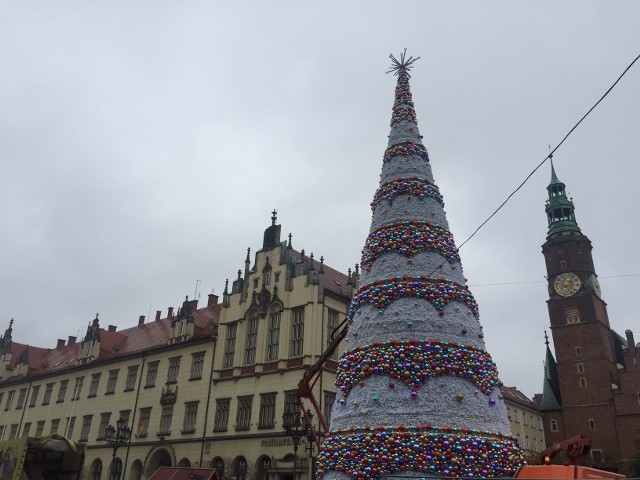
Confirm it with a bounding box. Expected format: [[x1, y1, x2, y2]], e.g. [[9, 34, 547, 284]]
[[0, 216, 353, 480], [500, 386, 545, 462], [540, 163, 640, 473]]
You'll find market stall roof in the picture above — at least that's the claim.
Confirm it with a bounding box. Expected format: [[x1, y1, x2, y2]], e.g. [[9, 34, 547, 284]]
[[148, 467, 218, 480]]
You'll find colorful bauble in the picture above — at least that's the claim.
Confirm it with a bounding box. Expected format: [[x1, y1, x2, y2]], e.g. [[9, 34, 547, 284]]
[[336, 340, 499, 397], [371, 178, 442, 210], [382, 142, 429, 164], [391, 71, 418, 126], [361, 220, 459, 265], [318, 425, 524, 479], [349, 276, 479, 321]]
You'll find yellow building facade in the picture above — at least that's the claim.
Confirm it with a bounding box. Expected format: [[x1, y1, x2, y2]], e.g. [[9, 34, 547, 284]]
[[0, 218, 352, 480]]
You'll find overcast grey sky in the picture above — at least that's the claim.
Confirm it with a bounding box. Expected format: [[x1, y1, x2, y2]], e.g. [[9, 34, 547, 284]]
[[1, 2, 639, 398]]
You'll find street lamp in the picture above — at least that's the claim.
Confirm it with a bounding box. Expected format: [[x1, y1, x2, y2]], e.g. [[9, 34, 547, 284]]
[[282, 406, 313, 480], [105, 418, 131, 458]]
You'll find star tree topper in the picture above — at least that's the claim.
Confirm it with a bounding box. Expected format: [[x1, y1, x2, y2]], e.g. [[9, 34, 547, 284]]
[[386, 48, 421, 77]]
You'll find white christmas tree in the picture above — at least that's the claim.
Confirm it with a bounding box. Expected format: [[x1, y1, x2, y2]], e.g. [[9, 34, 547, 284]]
[[318, 52, 524, 479]]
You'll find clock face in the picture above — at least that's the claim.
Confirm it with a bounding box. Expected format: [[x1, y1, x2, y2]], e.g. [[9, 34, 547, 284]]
[[588, 275, 602, 298], [554, 273, 581, 297]]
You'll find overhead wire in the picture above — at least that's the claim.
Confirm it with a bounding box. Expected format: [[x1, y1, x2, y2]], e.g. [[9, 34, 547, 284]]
[[457, 53, 640, 250]]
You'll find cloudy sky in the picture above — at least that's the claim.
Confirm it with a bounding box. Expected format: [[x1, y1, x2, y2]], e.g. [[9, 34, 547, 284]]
[[1, 2, 639, 398]]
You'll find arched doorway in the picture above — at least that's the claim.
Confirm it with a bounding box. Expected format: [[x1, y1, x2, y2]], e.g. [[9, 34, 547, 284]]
[[209, 457, 224, 479], [128, 460, 143, 480], [145, 447, 173, 477], [232, 456, 248, 480], [255, 456, 271, 480], [109, 458, 123, 480], [90, 459, 103, 480], [177, 458, 191, 468]]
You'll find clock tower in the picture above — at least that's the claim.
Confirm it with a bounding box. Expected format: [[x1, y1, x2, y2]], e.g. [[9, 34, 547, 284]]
[[541, 161, 628, 470]]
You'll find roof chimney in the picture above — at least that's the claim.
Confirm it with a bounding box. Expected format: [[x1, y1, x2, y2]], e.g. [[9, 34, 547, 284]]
[[626, 329, 636, 352], [138, 315, 145, 326], [168, 307, 174, 318], [68, 336, 76, 345], [208, 293, 218, 307], [57, 339, 65, 349], [155, 310, 162, 321], [108, 325, 117, 332]]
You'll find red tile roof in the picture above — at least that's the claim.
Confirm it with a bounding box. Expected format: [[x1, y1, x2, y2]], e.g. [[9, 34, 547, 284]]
[[501, 386, 539, 411], [0, 301, 220, 383]]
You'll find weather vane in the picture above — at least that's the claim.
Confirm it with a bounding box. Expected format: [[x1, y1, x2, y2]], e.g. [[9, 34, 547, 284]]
[[386, 48, 420, 77]]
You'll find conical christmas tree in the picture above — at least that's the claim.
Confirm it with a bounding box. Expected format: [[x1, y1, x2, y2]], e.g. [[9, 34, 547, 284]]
[[318, 52, 525, 479]]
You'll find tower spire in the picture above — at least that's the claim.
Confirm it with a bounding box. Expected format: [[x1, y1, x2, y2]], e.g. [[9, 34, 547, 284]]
[[545, 159, 581, 238], [318, 54, 523, 479]]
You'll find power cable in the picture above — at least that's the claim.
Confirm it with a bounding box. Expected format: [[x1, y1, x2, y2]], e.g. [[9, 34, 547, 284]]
[[457, 53, 640, 250]]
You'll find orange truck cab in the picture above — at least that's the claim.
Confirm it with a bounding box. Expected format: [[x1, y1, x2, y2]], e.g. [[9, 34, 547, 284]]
[[514, 464, 626, 479]]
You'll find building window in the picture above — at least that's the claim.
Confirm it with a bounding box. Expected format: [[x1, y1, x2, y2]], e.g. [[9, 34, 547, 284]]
[[106, 370, 119, 394], [523, 413, 528, 425], [97, 413, 111, 440], [0, 426, 4, 440], [35, 421, 45, 437], [290, 307, 304, 357], [245, 314, 258, 365], [327, 310, 339, 359], [637, 392, 640, 406], [50, 419, 60, 435], [591, 450, 603, 465], [42, 383, 54, 405], [57, 380, 69, 403], [560, 260, 567, 269], [182, 401, 199, 434], [253, 278, 259, 289], [565, 308, 580, 324], [284, 391, 300, 418], [166, 357, 181, 384], [119, 410, 131, 425], [88, 373, 101, 397], [72, 376, 84, 400], [274, 272, 280, 283], [266, 308, 281, 361], [235, 396, 253, 431], [190, 352, 205, 380], [577, 363, 585, 373], [258, 393, 276, 429], [22, 422, 31, 438], [4, 391, 15, 411], [145, 361, 159, 388], [588, 418, 596, 430], [158, 406, 173, 435], [550, 418, 558, 432], [575, 346, 582, 357], [9, 424, 18, 440], [136, 408, 151, 438], [263, 269, 271, 286], [579, 377, 588, 388], [16, 388, 27, 409], [65, 416, 76, 438], [223, 324, 237, 369], [214, 399, 231, 432], [324, 391, 336, 426], [121, 366, 138, 392], [80, 415, 93, 441]]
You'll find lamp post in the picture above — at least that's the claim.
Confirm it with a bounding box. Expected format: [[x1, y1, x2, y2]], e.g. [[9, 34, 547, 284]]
[[105, 417, 132, 459], [282, 407, 313, 480]]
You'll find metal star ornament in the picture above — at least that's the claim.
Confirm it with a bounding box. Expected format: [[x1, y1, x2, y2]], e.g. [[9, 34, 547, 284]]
[[386, 49, 421, 77]]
